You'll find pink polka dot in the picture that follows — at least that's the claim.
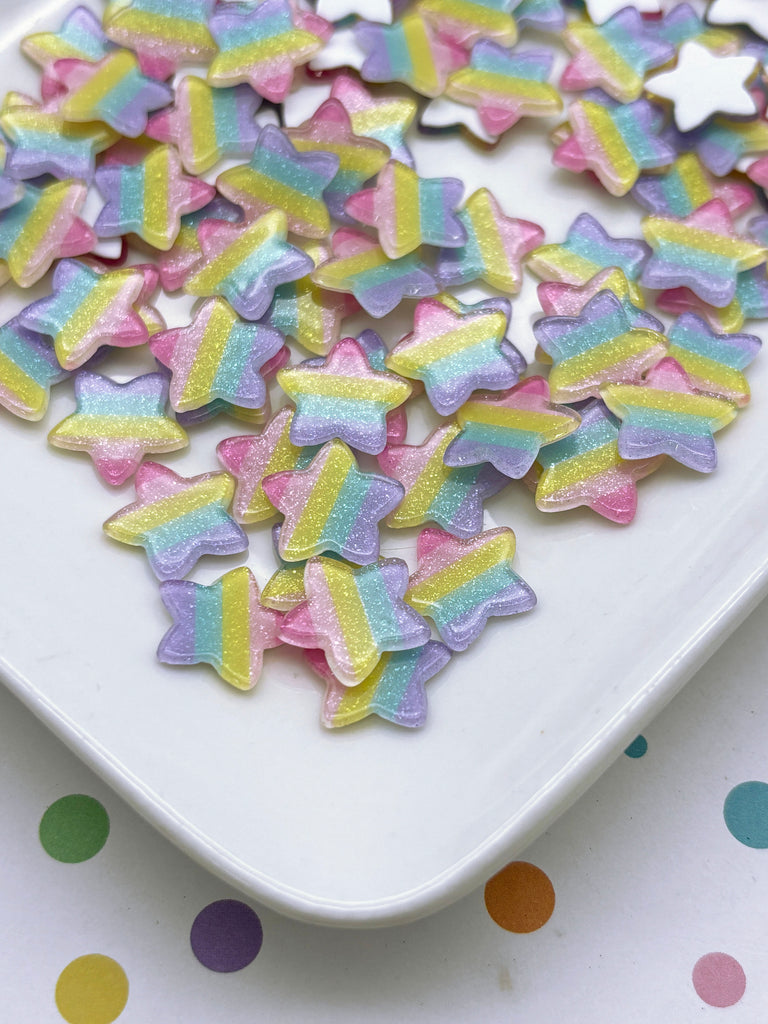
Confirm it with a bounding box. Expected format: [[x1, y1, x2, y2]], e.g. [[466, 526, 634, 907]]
[[692, 953, 746, 1007]]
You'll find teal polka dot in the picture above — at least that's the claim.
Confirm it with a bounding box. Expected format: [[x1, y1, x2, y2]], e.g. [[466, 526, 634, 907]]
[[624, 735, 647, 759], [724, 781, 768, 848]]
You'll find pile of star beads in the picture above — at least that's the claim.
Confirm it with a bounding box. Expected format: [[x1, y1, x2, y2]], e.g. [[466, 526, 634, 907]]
[[1, 0, 768, 730]]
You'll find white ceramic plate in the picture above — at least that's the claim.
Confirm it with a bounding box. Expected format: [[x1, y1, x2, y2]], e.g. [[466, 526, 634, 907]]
[[3, 0, 768, 927]]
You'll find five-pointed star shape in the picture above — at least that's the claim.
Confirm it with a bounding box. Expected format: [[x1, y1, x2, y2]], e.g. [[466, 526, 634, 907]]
[[103, 462, 248, 580], [187, 209, 314, 321], [666, 311, 761, 407], [103, 0, 217, 81], [21, 5, 115, 68], [19, 259, 148, 370], [94, 145, 216, 251], [150, 296, 285, 413], [48, 371, 188, 485], [646, 41, 759, 131], [330, 72, 417, 165], [376, 421, 509, 538], [355, 13, 456, 98], [443, 377, 582, 480], [262, 438, 404, 564], [707, 0, 768, 41], [277, 337, 412, 454], [158, 567, 283, 691], [280, 555, 431, 686], [405, 527, 536, 652]]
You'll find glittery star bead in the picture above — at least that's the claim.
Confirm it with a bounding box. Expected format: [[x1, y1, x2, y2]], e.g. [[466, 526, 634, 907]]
[[443, 377, 582, 480], [280, 556, 432, 687], [560, 6, 675, 103], [418, 0, 518, 47], [18, 259, 148, 371], [446, 41, 561, 136], [217, 406, 320, 524], [376, 421, 508, 537], [94, 145, 216, 251], [207, 0, 329, 102], [103, 462, 248, 580], [312, 227, 438, 318], [536, 268, 664, 333], [645, 41, 758, 132], [600, 357, 737, 472], [668, 110, 768, 177], [277, 337, 412, 455], [435, 187, 544, 294], [405, 526, 536, 652], [707, 0, 768, 41], [664, 312, 761, 407], [56, 50, 174, 138], [330, 72, 416, 167], [386, 297, 524, 416], [0, 92, 119, 182], [262, 438, 404, 564], [532, 399, 662, 523], [157, 567, 283, 691], [305, 640, 452, 729], [154, 195, 242, 293], [0, 179, 95, 288], [345, 160, 466, 259], [631, 153, 755, 219], [217, 124, 339, 239], [0, 317, 70, 421], [186, 209, 315, 321], [656, 264, 768, 334], [21, 5, 115, 68], [533, 290, 669, 404], [355, 12, 459, 98], [48, 371, 188, 485], [103, 0, 217, 81], [149, 297, 285, 414], [640, 199, 768, 309]]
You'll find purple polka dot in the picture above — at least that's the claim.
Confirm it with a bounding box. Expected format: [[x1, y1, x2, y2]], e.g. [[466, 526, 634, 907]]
[[190, 899, 263, 972], [692, 952, 746, 1007]]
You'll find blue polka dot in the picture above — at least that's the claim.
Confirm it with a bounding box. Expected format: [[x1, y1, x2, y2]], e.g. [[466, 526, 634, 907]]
[[724, 781, 768, 848], [624, 735, 647, 759]]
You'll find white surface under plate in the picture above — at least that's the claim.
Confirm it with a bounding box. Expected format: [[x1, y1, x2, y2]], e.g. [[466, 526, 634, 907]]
[[3, 0, 768, 927]]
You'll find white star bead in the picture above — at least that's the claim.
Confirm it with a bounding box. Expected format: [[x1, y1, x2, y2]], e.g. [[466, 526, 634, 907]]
[[585, 0, 660, 24], [645, 41, 758, 132], [707, 0, 768, 42], [307, 26, 365, 72]]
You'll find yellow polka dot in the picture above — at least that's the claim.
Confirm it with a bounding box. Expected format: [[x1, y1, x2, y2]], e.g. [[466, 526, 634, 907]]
[[55, 955, 128, 1024]]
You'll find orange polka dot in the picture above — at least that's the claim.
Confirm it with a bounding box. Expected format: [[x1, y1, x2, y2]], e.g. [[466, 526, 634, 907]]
[[484, 861, 555, 933]]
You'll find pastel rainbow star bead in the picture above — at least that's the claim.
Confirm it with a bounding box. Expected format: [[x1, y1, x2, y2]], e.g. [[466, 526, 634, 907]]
[[531, 399, 662, 523], [631, 153, 755, 219], [0, 92, 119, 182], [157, 567, 283, 692], [21, 5, 116, 69], [56, 50, 174, 138], [103, 462, 248, 580], [533, 290, 668, 404], [154, 195, 242, 293], [385, 297, 524, 416], [149, 297, 285, 414], [417, 0, 518, 47], [262, 439, 404, 564], [279, 555, 431, 687], [312, 227, 438, 318], [443, 377, 582, 480], [94, 144, 216, 251], [103, 0, 217, 81], [216, 124, 339, 239], [18, 259, 149, 371], [146, 78, 263, 176], [446, 41, 562, 136], [665, 312, 761, 408], [405, 526, 536, 652], [0, 318, 70, 421], [649, 2, 738, 53], [355, 12, 459, 98], [0, 179, 95, 288], [434, 187, 544, 294], [666, 109, 768, 177], [560, 6, 675, 103], [600, 357, 737, 473], [284, 98, 391, 222], [526, 212, 650, 306], [656, 264, 768, 335], [345, 160, 466, 259], [376, 421, 508, 538], [640, 199, 768, 309], [305, 641, 452, 729], [48, 371, 188, 485], [207, 0, 329, 102], [330, 73, 416, 167], [277, 337, 412, 455], [185, 209, 315, 321], [536, 268, 664, 333]]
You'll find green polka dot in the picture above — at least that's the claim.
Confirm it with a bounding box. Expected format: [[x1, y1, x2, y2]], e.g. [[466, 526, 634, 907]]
[[624, 735, 647, 758], [39, 795, 110, 863]]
